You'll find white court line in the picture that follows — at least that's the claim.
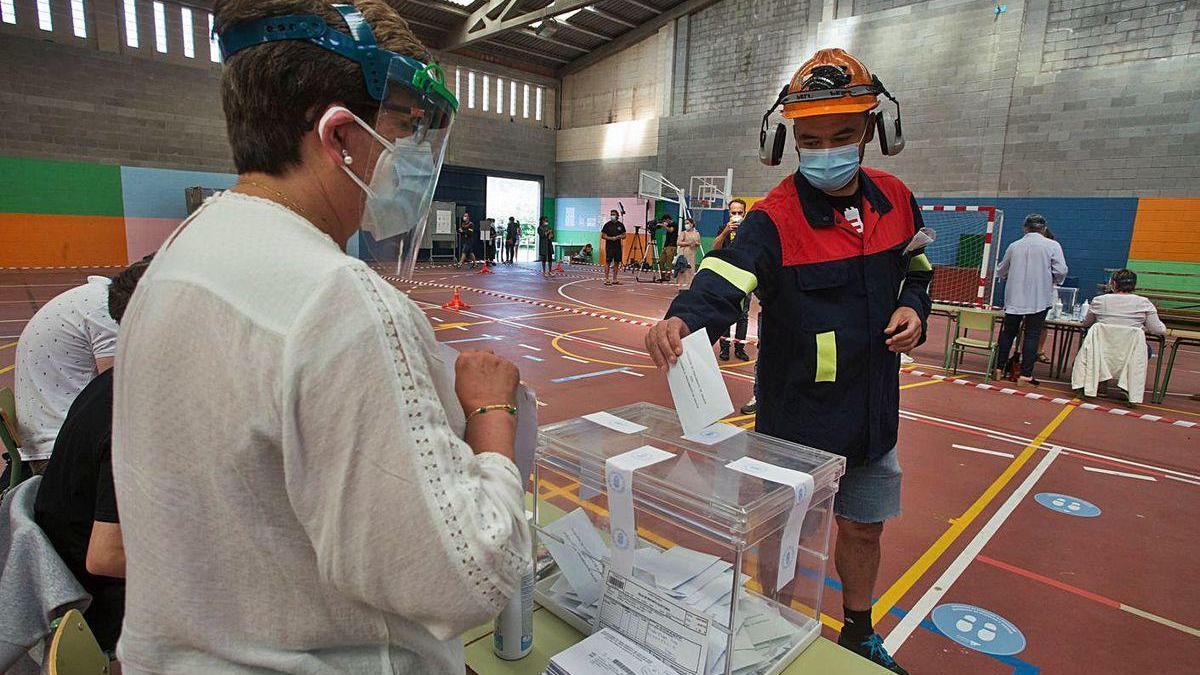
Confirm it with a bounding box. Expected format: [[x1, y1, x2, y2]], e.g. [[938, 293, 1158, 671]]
[[555, 278, 660, 322], [1083, 466, 1156, 481], [562, 356, 589, 364], [899, 409, 1200, 482], [620, 369, 644, 377], [518, 344, 542, 352], [885, 446, 1062, 655], [522, 355, 545, 363], [455, 326, 469, 332], [951, 444, 1015, 459], [1120, 604, 1200, 638], [430, 316, 444, 322], [1164, 474, 1200, 487]]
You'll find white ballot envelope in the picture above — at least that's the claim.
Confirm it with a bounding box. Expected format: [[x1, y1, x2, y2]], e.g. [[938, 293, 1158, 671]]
[[667, 331, 734, 436]]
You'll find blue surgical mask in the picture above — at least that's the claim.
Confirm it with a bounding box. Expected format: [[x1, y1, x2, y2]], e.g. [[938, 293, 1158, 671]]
[[797, 143, 861, 192]]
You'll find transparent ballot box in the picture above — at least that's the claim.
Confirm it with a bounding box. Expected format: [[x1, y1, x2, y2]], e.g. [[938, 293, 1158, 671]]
[[533, 403, 846, 675], [1054, 286, 1079, 318]]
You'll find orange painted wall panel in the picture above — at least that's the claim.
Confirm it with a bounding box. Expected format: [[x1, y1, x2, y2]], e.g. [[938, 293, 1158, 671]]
[[1128, 198, 1200, 263], [0, 213, 128, 267]]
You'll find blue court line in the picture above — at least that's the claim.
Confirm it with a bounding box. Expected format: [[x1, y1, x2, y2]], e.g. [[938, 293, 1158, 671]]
[[551, 367, 631, 383], [523, 355, 545, 362], [817, 575, 1040, 674]]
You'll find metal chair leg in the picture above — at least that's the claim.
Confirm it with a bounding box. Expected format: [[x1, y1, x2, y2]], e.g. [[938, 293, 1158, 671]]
[[1158, 341, 1182, 405]]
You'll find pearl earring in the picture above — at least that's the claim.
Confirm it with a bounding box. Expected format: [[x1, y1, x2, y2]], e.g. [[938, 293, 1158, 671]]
[[341, 149, 353, 165]]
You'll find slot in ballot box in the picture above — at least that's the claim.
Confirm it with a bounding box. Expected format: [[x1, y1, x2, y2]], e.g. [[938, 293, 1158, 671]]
[[533, 403, 846, 675]]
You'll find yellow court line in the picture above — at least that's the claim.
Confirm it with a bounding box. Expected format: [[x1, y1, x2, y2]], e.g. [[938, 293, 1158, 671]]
[[432, 320, 493, 331], [550, 327, 656, 370], [0, 364, 13, 375], [899, 379, 944, 390], [719, 359, 757, 370], [0, 341, 16, 351], [870, 403, 1077, 624]]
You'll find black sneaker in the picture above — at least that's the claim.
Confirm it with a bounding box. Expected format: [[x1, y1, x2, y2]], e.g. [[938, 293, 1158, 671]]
[[719, 343, 730, 361], [740, 398, 757, 415], [838, 633, 909, 674], [735, 346, 750, 361]]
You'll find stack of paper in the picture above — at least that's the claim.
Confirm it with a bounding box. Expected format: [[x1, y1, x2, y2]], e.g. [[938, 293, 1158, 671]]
[[545, 628, 676, 675], [539, 508, 805, 674]]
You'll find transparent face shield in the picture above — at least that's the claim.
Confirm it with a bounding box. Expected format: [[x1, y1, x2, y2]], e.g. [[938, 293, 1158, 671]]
[[343, 60, 455, 280]]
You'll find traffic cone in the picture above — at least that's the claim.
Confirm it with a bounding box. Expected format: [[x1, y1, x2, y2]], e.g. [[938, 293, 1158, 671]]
[[553, 261, 564, 273], [441, 288, 471, 310], [478, 260, 494, 274]]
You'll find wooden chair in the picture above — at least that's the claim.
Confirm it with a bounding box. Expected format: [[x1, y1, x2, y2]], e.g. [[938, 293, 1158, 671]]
[[949, 309, 1000, 383], [0, 387, 26, 491], [46, 609, 110, 675]]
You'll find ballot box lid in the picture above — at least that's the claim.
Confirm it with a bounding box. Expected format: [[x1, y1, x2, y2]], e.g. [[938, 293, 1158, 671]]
[[535, 402, 846, 546]]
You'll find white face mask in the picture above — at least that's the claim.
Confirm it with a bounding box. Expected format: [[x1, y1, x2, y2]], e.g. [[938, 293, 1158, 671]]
[[730, 214, 744, 224]]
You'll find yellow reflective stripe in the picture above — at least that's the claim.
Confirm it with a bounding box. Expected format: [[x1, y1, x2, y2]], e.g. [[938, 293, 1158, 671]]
[[908, 253, 932, 272], [815, 331, 837, 382], [698, 257, 758, 294]]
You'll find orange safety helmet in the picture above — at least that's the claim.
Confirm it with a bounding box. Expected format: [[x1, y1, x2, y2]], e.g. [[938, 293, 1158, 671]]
[[781, 48, 880, 119]]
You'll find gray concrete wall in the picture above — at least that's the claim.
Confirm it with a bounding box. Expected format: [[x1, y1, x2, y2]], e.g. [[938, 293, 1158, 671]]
[[557, 0, 1200, 198], [0, 3, 558, 188]]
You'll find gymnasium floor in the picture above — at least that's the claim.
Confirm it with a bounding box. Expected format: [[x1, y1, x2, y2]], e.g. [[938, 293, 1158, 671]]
[[3, 262, 1198, 674]]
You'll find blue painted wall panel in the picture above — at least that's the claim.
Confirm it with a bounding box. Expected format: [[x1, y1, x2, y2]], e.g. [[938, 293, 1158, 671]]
[[555, 198, 602, 231], [119, 166, 236, 219], [917, 197, 1138, 303]]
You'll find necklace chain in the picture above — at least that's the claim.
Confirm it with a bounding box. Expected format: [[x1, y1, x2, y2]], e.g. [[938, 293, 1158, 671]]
[[238, 180, 312, 221]]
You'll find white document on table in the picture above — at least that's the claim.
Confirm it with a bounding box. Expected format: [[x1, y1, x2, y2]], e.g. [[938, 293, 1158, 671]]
[[583, 411, 648, 434], [543, 508, 610, 605], [596, 570, 712, 675], [724, 457, 815, 591], [548, 628, 676, 675], [606, 445, 675, 576], [435, 209, 452, 234], [667, 330, 734, 436]]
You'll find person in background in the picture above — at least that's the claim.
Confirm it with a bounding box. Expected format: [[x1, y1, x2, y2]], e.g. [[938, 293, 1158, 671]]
[[113, 2, 529, 670], [504, 216, 520, 264], [994, 214, 1067, 384], [34, 257, 152, 661], [538, 215, 555, 277], [479, 217, 496, 264], [14, 267, 126, 474], [1084, 269, 1166, 337], [1034, 225, 1058, 364], [457, 211, 475, 268], [601, 209, 626, 286], [570, 243, 593, 264], [714, 199, 751, 361], [676, 217, 702, 289], [657, 214, 678, 282]]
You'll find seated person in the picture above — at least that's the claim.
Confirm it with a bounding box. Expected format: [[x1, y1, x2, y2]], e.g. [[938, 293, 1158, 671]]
[[15, 273, 121, 474], [33, 258, 151, 656], [1083, 269, 1166, 337], [570, 243, 593, 263]]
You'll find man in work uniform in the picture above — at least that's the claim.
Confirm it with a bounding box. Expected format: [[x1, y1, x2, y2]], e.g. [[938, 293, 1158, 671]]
[[646, 49, 931, 674]]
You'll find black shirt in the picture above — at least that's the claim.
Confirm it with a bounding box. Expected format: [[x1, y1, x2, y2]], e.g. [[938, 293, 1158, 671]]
[[601, 219, 626, 247], [826, 187, 864, 230], [33, 369, 123, 650], [662, 221, 678, 246], [506, 221, 520, 241]]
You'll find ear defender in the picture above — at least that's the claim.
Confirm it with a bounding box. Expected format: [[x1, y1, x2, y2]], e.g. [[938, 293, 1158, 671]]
[[759, 85, 790, 167], [875, 109, 905, 156]]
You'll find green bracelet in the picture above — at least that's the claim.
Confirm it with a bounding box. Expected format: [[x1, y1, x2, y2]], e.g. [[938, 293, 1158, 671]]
[[467, 404, 518, 423]]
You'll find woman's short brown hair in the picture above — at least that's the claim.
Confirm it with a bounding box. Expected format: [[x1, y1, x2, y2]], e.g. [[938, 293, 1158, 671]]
[[213, 1, 430, 175]]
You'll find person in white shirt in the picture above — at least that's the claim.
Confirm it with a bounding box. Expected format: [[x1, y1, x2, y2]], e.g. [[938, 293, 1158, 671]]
[[1084, 269, 1166, 336], [14, 274, 119, 472], [112, 3, 528, 672], [994, 214, 1068, 383]]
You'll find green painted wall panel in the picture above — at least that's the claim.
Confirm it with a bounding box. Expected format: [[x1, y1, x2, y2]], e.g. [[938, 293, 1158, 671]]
[[0, 156, 124, 216], [1125, 260, 1200, 296]]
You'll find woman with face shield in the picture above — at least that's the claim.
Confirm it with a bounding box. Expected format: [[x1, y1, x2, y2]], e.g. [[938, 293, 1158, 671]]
[[109, 2, 529, 672]]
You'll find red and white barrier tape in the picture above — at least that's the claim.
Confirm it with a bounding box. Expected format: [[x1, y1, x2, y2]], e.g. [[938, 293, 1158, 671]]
[[382, 275, 762, 346], [902, 368, 1196, 428]]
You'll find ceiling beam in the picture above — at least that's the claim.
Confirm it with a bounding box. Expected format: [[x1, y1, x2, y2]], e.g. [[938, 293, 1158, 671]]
[[618, 0, 663, 14], [588, 8, 637, 28], [519, 29, 591, 53], [445, 0, 599, 49], [559, 0, 722, 77], [556, 22, 612, 42], [484, 38, 572, 64]]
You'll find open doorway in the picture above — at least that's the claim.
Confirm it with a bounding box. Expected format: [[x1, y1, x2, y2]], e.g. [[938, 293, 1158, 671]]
[[486, 176, 542, 262]]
